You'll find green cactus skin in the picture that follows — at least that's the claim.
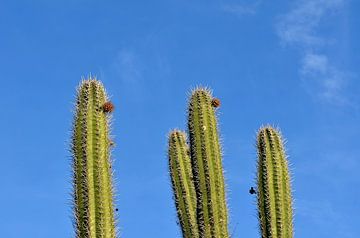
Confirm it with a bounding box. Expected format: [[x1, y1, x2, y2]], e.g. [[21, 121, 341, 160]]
[[188, 88, 229, 238], [71, 78, 117, 238], [168, 130, 199, 238], [256, 126, 294, 238]]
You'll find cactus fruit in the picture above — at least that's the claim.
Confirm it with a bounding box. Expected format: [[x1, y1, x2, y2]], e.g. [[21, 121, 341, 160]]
[[211, 98, 221, 108], [71, 78, 117, 238], [256, 126, 294, 238], [168, 88, 229, 238], [102, 101, 115, 113], [168, 130, 199, 238]]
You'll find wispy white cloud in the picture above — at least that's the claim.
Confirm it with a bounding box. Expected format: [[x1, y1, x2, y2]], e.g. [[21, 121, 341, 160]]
[[113, 49, 143, 85], [221, 1, 261, 16], [277, 0, 352, 105], [277, 0, 344, 46], [300, 52, 350, 104], [109, 43, 172, 101], [107, 48, 147, 102], [296, 199, 356, 237], [297, 199, 337, 224], [301, 53, 329, 74]]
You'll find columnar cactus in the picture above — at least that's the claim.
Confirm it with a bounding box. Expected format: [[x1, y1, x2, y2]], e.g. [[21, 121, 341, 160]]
[[71, 78, 117, 238], [256, 126, 294, 238], [168, 88, 229, 238], [188, 89, 229, 238], [168, 130, 198, 238]]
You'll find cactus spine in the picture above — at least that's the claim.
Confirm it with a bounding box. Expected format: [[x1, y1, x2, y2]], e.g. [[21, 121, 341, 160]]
[[168, 130, 198, 238], [71, 78, 117, 238], [168, 88, 229, 238], [256, 126, 294, 238]]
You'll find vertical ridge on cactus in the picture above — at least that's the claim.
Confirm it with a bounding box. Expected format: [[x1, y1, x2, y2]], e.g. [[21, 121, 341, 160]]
[[187, 88, 229, 238], [71, 78, 117, 238], [256, 126, 294, 238], [168, 130, 199, 238]]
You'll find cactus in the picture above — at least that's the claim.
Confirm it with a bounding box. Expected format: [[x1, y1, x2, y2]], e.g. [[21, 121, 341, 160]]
[[188, 89, 229, 238], [256, 126, 294, 238], [168, 130, 198, 238], [168, 88, 229, 238], [71, 78, 117, 238]]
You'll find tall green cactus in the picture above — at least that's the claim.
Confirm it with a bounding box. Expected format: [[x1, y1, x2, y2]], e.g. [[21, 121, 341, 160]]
[[71, 78, 117, 238], [168, 88, 229, 238], [256, 126, 294, 238], [168, 130, 198, 238], [188, 89, 229, 238]]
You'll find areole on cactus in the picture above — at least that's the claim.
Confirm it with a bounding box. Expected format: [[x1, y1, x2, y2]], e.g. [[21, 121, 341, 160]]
[[71, 78, 117, 238]]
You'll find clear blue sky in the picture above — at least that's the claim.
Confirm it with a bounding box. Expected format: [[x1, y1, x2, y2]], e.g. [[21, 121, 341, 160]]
[[1, 0, 359, 237]]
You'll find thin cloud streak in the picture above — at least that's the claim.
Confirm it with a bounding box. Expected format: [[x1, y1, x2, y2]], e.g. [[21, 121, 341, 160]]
[[296, 199, 356, 237], [113, 49, 143, 85], [221, 1, 261, 16]]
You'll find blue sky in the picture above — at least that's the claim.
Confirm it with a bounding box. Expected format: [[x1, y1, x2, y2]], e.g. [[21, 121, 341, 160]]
[[0, 0, 359, 237]]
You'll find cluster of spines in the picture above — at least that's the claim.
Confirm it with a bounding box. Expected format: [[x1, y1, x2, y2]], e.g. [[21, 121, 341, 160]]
[[71, 78, 117, 238], [256, 126, 294, 238], [168, 88, 229, 238]]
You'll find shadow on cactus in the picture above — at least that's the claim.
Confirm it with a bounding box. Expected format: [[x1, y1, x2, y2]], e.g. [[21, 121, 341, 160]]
[[168, 88, 229, 238], [70, 78, 117, 238]]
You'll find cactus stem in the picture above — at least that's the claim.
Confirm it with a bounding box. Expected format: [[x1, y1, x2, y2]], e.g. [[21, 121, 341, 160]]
[[71, 78, 117, 238], [256, 126, 294, 238]]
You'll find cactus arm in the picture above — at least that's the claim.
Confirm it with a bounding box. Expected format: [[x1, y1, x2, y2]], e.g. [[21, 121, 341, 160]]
[[188, 89, 229, 238], [275, 131, 293, 238], [256, 126, 294, 238], [168, 130, 198, 238], [73, 82, 92, 237], [72, 79, 116, 238]]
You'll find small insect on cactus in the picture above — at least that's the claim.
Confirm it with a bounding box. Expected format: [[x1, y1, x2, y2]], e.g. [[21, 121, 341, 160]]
[[168, 88, 229, 238], [71, 78, 117, 238], [256, 126, 294, 238]]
